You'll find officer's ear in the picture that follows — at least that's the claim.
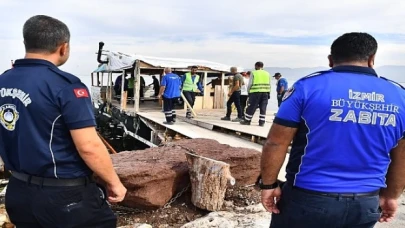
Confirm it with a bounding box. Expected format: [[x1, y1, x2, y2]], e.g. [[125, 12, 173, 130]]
[[328, 54, 333, 68], [368, 54, 375, 68], [58, 42, 69, 57]]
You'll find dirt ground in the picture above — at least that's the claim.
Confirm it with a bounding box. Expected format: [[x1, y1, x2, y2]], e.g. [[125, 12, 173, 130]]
[[116, 185, 261, 227]]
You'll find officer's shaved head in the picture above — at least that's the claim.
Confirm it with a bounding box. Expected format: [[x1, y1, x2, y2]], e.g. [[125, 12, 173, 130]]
[[23, 15, 70, 54], [164, 67, 172, 73], [329, 32, 378, 67]]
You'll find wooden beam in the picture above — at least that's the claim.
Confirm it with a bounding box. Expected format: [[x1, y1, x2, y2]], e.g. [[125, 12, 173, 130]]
[[98, 132, 117, 154], [109, 72, 113, 106], [203, 72, 208, 109], [106, 72, 111, 112], [120, 70, 125, 111], [134, 60, 141, 113], [181, 92, 197, 117]]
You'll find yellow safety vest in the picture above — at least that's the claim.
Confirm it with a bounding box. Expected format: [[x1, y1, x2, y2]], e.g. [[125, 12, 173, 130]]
[[182, 73, 200, 92], [249, 70, 270, 93]]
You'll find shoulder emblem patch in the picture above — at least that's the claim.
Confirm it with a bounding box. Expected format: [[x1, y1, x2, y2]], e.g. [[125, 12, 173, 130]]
[[282, 87, 295, 101], [74, 88, 89, 98], [0, 104, 19, 131]]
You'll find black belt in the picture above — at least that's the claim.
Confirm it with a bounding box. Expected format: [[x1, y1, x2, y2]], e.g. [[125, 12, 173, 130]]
[[11, 171, 93, 187], [293, 185, 379, 198]]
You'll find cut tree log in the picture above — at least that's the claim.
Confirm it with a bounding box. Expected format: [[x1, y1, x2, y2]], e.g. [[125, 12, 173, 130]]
[[185, 152, 236, 211]]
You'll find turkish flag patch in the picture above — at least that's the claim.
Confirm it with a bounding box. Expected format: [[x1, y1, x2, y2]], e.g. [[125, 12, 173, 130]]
[[73, 88, 89, 98]]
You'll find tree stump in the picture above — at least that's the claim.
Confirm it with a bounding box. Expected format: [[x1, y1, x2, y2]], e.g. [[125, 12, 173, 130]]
[[185, 152, 236, 211]]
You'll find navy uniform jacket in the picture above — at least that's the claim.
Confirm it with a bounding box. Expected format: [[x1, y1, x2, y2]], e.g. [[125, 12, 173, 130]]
[[0, 59, 95, 178], [275, 66, 405, 193]]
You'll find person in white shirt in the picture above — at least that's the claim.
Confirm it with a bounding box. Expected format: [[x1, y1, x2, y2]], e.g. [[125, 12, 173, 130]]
[[240, 71, 250, 118]]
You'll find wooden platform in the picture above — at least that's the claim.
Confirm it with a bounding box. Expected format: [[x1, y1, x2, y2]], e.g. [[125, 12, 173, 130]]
[[138, 111, 262, 150], [176, 109, 275, 138]]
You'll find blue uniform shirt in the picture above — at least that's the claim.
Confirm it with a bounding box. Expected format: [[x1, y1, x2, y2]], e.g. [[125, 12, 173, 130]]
[[181, 74, 204, 92], [161, 73, 181, 98], [276, 78, 288, 94], [275, 66, 405, 193], [0, 59, 96, 178]]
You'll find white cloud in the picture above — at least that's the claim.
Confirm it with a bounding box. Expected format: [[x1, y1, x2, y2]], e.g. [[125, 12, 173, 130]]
[[1, 0, 404, 75]]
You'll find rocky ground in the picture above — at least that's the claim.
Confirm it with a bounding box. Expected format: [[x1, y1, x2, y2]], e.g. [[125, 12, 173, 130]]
[[116, 192, 405, 228], [0, 182, 404, 227], [116, 185, 261, 227]]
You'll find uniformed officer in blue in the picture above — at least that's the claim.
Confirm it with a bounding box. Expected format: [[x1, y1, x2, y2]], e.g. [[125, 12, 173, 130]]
[[158, 67, 182, 125], [258, 32, 405, 227], [0, 15, 127, 227], [273, 72, 288, 108]]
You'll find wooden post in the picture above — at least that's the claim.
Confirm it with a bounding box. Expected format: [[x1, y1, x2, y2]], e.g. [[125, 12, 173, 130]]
[[220, 72, 225, 109], [185, 152, 235, 211], [106, 72, 112, 112], [220, 72, 225, 88], [109, 72, 113, 105], [122, 91, 127, 110], [100, 73, 106, 103], [134, 60, 141, 113], [91, 73, 94, 86], [120, 70, 126, 111], [160, 70, 166, 109], [203, 72, 208, 109], [98, 133, 117, 154]]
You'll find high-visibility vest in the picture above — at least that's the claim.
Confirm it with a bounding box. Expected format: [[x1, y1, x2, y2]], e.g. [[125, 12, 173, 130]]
[[249, 70, 271, 93], [182, 73, 200, 92], [128, 78, 134, 89]]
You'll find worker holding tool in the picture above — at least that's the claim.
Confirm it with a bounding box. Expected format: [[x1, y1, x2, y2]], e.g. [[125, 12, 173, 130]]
[[181, 65, 204, 118], [0, 15, 126, 227]]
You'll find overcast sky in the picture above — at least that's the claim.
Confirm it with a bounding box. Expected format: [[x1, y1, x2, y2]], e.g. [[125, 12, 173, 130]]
[[1, 0, 404, 75]]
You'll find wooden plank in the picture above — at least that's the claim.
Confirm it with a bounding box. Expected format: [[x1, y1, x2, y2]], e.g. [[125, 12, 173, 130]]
[[194, 97, 203, 110], [120, 70, 125, 111], [134, 60, 141, 112], [137, 112, 261, 150], [214, 85, 221, 109], [203, 94, 213, 109], [181, 92, 197, 117], [203, 72, 208, 109], [222, 86, 229, 109], [121, 91, 128, 110]]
